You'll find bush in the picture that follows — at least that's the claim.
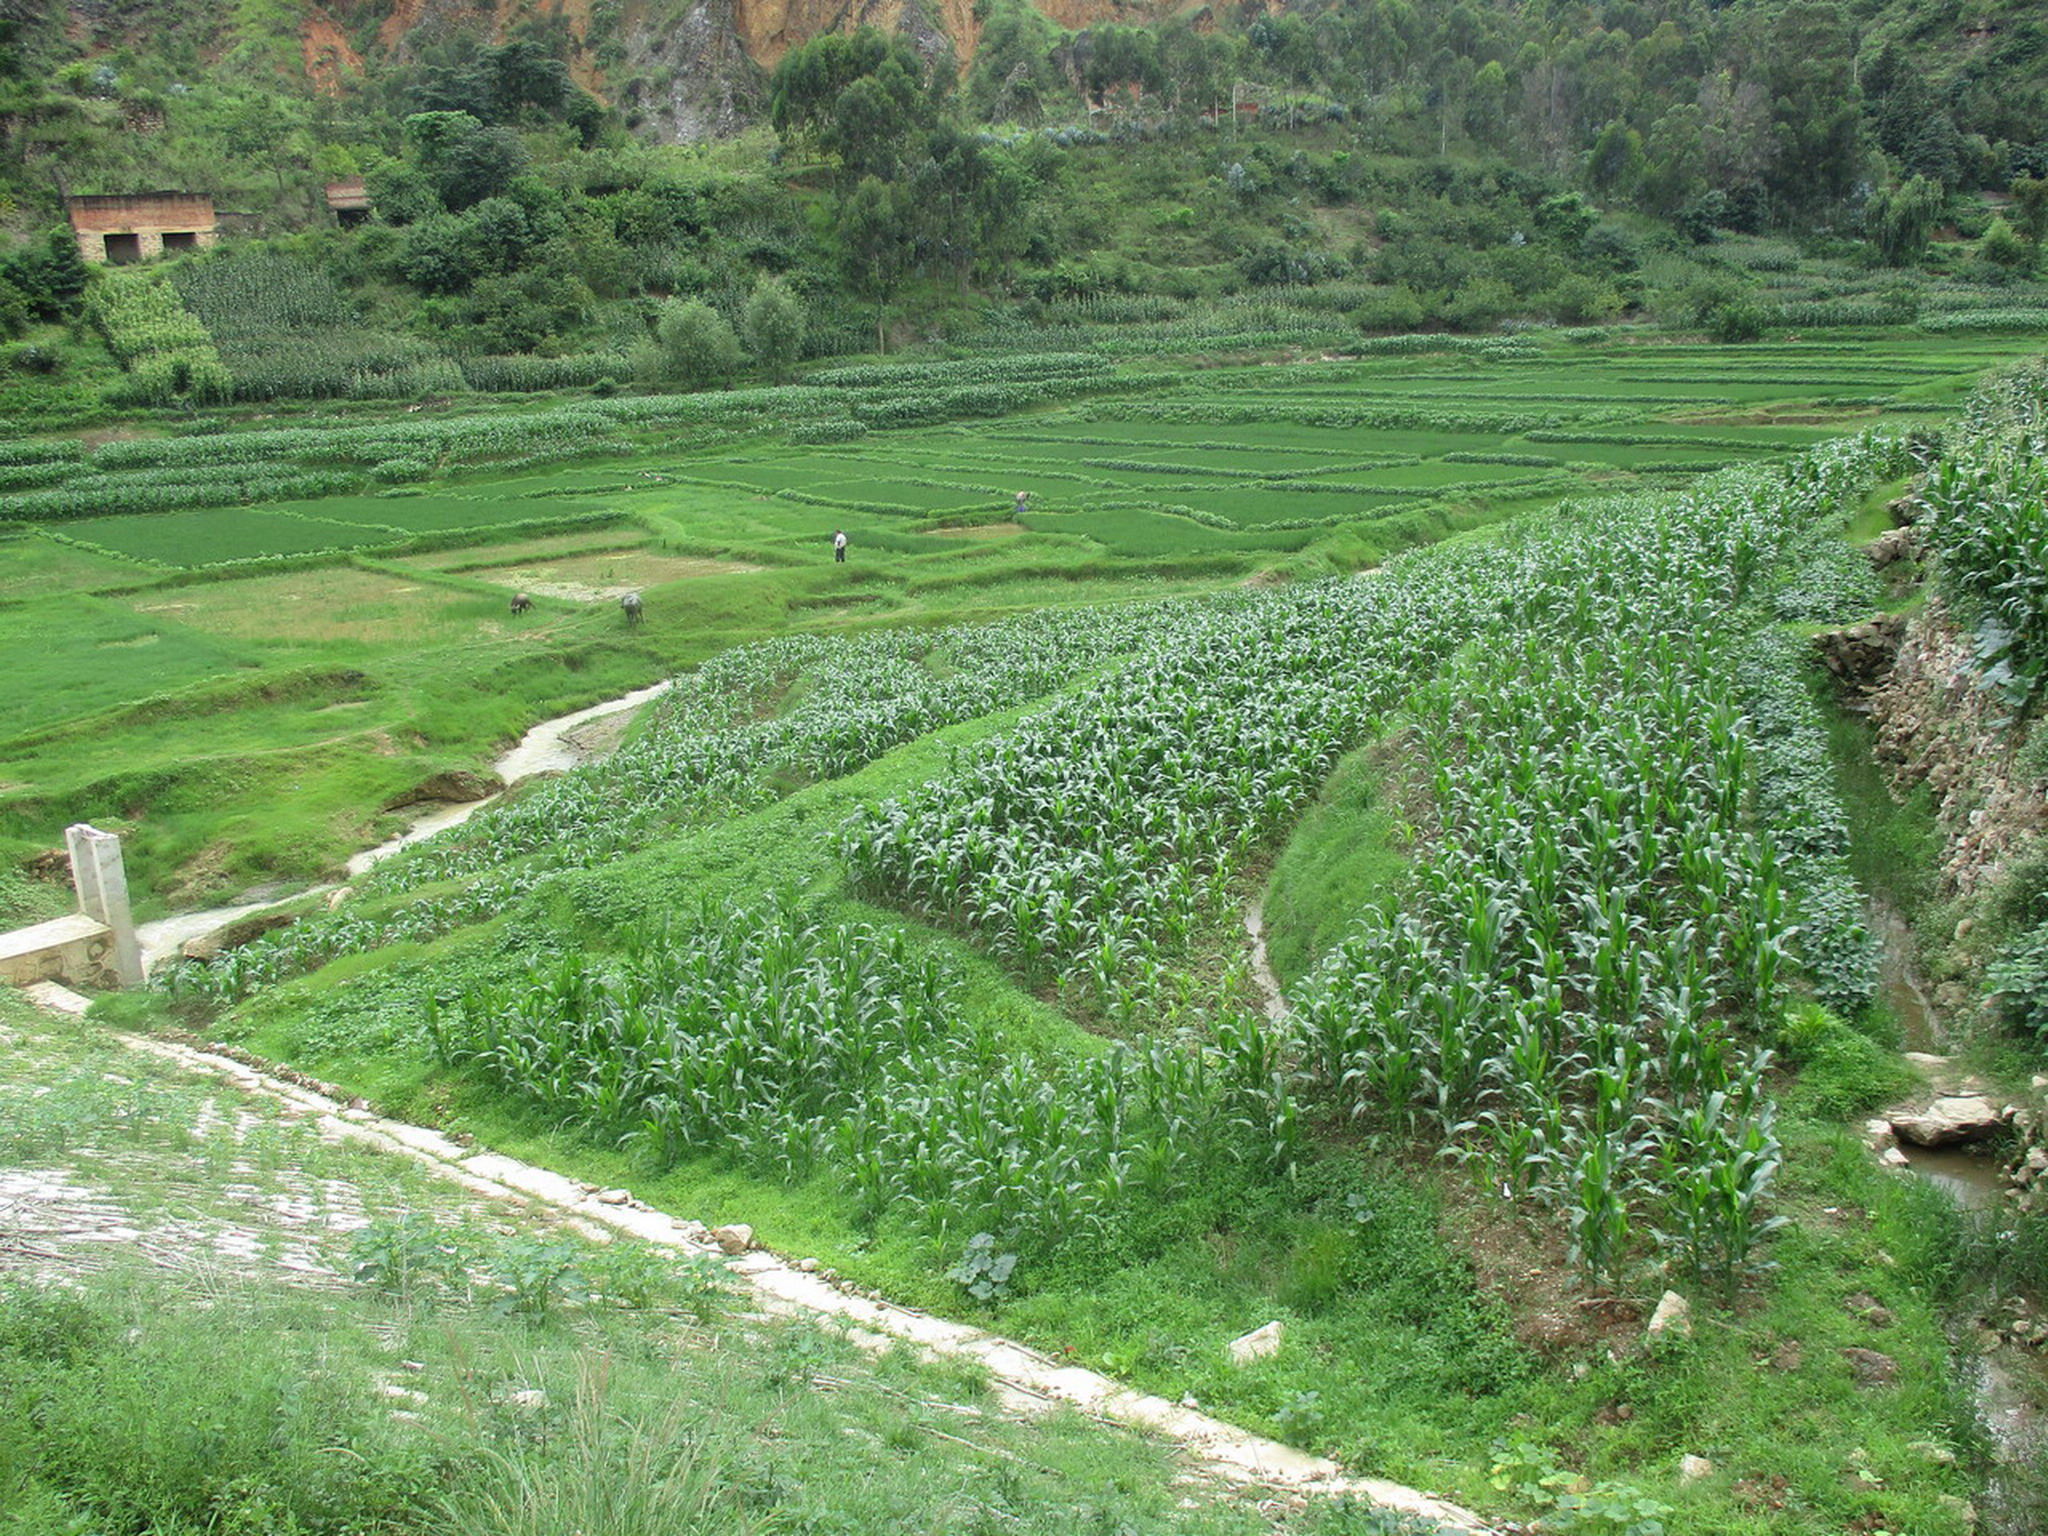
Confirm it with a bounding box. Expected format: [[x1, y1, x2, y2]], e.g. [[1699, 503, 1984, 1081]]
[[648, 299, 742, 389], [1988, 920, 2048, 1033]]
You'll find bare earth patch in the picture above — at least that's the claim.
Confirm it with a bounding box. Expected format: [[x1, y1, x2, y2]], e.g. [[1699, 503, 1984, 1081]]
[[469, 550, 764, 601]]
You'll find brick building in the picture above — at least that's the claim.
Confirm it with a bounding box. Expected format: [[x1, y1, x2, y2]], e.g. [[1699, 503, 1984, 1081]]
[[66, 192, 219, 264]]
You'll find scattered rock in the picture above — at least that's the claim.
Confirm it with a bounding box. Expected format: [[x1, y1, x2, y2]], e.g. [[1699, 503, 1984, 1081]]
[[1879, 1145, 1912, 1169], [24, 848, 69, 881], [1840, 1347, 1898, 1386], [1678, 1454, 1714, 1483], [1646, 1290, 1692, 1343], [1863, 1118, 1897, 1149], [1909, 1439, 1958, 1466], [1938, 1494, 1978, 1532], [595, 1188, 631, 1206], [383, 769, 504, 811], [1892, 1096, 2011, 1148], [711, 1223, 754, 1254], [1180, 1394, 1199, 1409], [507, 1388, 547, 1409], [325, 885, 353, 911], [1226, 1320, 1285, 1366], [1886, 493, 1922, 523], [796, 1257, 819, 1273], [1844, 1293, 1896, 1329]]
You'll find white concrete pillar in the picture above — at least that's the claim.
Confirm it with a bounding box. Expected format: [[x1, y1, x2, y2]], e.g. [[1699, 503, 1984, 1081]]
[[65, 824, 142, 987]]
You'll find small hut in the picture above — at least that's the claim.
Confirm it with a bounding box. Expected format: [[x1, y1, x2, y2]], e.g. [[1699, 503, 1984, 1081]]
[[66, 192, 218, 264]]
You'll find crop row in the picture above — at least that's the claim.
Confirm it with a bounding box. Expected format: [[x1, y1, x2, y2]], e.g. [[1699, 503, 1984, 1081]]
[[1288, 436, 1902, 1286], [433, 896, 1297, 1257], [839, 557, 1508, 1019], [1918, 359, 2048, 712], [161, 599, 1207, 1004]]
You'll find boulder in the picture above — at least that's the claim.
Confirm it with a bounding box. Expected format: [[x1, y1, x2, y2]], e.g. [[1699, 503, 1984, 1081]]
[[1226, 1320, 1285, 1366], [384, 769, 505, 811], [711, 1223, 753, 1254], [1678, 1455, 1715, 1484], [1866, 527, 1918, 569], [1891, 1096, 2010, 1148], [1646, 1290, 1692, 1344]]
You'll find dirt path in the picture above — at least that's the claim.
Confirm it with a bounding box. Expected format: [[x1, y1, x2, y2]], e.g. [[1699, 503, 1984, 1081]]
[[24, 983, 1485, 1532]]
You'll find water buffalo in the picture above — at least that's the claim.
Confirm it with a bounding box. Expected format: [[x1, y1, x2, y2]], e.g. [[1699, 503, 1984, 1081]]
[[621, 591, 643, 626], [509, 592, 533, 615]]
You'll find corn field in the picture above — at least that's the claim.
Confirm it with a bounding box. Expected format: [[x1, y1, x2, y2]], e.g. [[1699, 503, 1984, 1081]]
[[431, 894, 1298, 1253]]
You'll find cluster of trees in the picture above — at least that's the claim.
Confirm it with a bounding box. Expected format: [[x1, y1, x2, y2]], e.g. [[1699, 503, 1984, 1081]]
[[770, 31, 1043, 349]]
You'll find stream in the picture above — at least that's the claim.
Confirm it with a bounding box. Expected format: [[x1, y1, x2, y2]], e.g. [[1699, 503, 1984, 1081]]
[[1875, 896, 2048, 1522], [136, 680, 673, 971]]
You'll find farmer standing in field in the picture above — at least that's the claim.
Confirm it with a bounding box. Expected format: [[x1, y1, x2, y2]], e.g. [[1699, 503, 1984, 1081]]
[[1014, 490, 1030, 517], [833, 529, 848, 563]]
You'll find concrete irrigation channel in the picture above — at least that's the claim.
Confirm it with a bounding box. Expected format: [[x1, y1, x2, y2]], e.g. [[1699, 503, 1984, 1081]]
[[23, 979, 1485, 1532]]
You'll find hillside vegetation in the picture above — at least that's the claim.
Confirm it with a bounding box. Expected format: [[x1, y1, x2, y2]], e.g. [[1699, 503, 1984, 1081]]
[[0, 0, 2044, 416]]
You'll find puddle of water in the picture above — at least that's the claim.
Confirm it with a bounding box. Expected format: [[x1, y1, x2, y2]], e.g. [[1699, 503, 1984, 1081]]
[[1898, 1143, 2008, 1208]]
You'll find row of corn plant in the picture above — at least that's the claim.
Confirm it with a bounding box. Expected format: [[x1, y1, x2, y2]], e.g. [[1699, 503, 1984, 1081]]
[[1291, 436, 1904, 1290], [159, 598, 1205, 1005], [837, 555, 1522, 1020], [1916, 358, 2048, 712], [429, 893, 1299, 1259]]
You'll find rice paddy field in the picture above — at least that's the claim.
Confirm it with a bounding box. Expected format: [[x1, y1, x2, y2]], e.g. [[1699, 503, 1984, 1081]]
[[8, 327, 2048, 1535]]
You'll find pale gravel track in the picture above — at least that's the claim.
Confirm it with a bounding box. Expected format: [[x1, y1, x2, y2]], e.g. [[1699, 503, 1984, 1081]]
[[23, 980, 1486, 1532]]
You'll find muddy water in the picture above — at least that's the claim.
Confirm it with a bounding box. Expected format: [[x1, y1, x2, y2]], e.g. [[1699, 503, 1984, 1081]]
[[136, 680, 673, 969], [1872, 894, 1944, 1053]]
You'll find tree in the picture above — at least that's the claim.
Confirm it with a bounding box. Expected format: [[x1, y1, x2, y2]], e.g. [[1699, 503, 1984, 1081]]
[[742, 277, 806, 379], [2013, 175, 2048, 247], [1867, 175, 1943, 266], [652, 299, 741, 389], [837, 175, 912, 353], [402, 111, 528, 212], [1978, 216, 2033, 274]]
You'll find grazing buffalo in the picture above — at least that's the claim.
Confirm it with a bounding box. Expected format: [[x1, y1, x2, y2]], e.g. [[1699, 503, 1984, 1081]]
[[509, 592, 533, 615], [621, 591, 643, 626]]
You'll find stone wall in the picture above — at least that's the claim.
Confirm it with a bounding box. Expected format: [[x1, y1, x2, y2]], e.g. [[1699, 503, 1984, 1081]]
[[1868, 594, 2048, 901]]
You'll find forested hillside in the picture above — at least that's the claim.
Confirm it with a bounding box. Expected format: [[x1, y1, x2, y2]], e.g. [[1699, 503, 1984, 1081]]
[[0, 0, 2043, 411]]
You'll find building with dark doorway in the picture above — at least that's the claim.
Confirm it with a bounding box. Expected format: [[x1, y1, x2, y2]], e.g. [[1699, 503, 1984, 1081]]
[[324, 178, 370, 228], [66, 193, 218, 263]]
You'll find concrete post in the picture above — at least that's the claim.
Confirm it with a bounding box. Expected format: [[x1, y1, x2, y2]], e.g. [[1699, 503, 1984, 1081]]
[[65, 824, 142, 987]]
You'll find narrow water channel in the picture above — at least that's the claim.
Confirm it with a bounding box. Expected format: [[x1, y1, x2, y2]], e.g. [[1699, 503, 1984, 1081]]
[[136, 679, 673, 970], [1874, 895, 2048, 1526]]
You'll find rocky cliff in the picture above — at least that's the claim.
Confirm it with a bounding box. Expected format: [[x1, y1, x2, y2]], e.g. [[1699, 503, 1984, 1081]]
[[320, 0, 1167, 140]]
